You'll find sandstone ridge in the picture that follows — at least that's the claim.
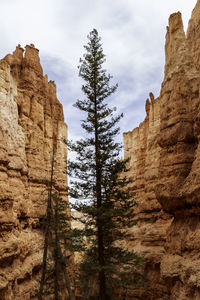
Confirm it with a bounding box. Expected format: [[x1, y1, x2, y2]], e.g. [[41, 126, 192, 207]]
[[124, 1, 200, 299], [0, 44, 68, 299]]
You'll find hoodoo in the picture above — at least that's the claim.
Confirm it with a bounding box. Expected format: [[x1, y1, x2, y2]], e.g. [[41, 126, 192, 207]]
[[124, 1, 200, 299], [0, 44, 68, 299], [1, 1, 200, 299]]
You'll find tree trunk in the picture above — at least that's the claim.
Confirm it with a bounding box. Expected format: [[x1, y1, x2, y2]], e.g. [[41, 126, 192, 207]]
[[39, 146, 55, 299], [94, 90, 107, 300], [58, 243, 75, 300], [54, 195, 59, 300]]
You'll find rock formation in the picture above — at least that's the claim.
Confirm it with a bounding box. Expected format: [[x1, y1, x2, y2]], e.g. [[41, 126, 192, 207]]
[[124, 1, 200, 299], [0, 44, 68, 299], [2, 1, 200, 299]]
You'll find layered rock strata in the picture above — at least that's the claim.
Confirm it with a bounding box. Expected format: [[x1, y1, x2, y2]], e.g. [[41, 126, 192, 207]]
[[0, 44, 68, 299], [124, 1, 200, 299]]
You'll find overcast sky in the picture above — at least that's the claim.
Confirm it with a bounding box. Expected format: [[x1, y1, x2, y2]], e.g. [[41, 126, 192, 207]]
[[0, 0, 197, 144]]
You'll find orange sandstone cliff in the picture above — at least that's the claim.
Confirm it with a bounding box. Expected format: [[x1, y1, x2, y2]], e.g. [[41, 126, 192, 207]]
[[0, 44, 68, 299], [2, 2, 200, 300], [124, 1, 200, 299]]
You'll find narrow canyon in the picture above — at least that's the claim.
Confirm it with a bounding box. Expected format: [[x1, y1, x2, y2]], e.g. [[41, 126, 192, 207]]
[[1, 1, 200, 299]]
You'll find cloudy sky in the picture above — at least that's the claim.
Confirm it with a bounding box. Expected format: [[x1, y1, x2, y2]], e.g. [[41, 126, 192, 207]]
[[0, 0, 197, 144]]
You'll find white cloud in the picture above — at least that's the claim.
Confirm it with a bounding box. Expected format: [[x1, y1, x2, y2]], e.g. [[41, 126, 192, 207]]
[[0, 0, 197, 142]]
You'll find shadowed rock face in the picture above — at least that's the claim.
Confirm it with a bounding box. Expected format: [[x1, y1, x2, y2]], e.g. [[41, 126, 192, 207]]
[[124, 1, 200, 299], [0, 44, 68, 299]]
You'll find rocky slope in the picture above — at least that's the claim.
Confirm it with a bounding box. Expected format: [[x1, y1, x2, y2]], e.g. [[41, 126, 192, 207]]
[[0, 44, 68, 299], [124, 1, 200, 299]]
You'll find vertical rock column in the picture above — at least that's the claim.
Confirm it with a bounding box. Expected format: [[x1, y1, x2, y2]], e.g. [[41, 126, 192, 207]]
[[123, 5, 200, 300], [155, 11, 200, 300], [123, 94, 172, 299], [156, 12, 199, 212], [0, 45, 68, 299]]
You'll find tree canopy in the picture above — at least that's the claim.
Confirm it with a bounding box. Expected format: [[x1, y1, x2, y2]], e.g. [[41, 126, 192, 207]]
[[67, 29, 145, 300]]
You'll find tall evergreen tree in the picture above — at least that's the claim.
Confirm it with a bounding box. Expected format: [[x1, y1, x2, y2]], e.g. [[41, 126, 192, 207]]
[[38, 140, 75, 300], [68, 29, 144, 300]]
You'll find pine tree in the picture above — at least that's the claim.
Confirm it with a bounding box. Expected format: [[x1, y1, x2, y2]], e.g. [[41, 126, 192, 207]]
[[67, 29, 145, 300], [38, 139, 75, 300]]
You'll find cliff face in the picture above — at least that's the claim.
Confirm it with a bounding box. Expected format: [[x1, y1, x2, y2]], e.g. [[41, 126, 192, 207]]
[[0, 44, 68, 299], [124, 1, 200, 299], [124, 95, 173, 299]]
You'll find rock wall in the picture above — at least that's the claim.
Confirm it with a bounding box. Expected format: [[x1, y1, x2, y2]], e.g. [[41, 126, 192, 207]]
[[124, 1, 200, 299], [0, 44, 68, 299]]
